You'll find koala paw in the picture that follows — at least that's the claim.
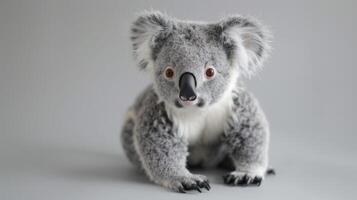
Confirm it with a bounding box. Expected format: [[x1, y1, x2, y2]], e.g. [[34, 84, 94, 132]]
[[162, 174, 210, 193], [223, 171, 263, 186]]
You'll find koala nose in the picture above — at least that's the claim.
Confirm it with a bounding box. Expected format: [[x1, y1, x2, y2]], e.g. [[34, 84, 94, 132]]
[[179, 72, 197, 101]]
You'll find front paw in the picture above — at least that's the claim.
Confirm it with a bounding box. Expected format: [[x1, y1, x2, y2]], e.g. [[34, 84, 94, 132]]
[[223, 171, 263, 186], [162, 174, 210, 193]]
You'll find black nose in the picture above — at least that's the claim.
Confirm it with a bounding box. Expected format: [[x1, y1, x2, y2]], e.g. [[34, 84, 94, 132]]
[[179, 72, 197, 101]]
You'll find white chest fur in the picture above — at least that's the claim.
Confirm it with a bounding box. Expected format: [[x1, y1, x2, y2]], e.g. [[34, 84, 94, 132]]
[[168, 93, 233, 145]]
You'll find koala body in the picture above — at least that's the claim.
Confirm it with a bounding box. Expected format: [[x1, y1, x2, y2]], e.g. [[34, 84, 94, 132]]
[[121, 11, 272, 193]]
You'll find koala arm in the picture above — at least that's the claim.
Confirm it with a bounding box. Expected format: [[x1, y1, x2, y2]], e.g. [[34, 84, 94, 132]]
[[223, 88, 270, 185], [134, 91, 210, 192]]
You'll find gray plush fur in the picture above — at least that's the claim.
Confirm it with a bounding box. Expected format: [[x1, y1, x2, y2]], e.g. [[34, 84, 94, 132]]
[[121, 11, 272, 193]]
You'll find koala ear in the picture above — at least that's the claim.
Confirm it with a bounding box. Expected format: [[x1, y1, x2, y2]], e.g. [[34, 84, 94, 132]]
[[131, 11, 173, 70], [217, 16, 272, 77]]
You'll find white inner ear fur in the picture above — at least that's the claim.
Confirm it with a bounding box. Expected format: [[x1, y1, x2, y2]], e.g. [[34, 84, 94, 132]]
[[226, 26, 269, 78], [131, 15, 165, 71]]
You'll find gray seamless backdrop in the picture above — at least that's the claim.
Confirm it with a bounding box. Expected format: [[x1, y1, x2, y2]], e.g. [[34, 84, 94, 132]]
[[0, 0, 356, 199]]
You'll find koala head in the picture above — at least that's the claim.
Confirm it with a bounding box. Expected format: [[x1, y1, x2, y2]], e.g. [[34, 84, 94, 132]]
[[130, 11, 271, 109]]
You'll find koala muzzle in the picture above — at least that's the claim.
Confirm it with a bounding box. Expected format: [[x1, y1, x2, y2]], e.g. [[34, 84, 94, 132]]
[[179, 72, 197, 101]]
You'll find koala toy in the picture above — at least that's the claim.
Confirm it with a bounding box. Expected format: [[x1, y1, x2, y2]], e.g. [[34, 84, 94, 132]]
[[121, 11, 273, 193]]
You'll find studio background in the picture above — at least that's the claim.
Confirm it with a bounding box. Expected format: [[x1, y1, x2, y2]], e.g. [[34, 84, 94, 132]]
[[1, 0, 356, 199]]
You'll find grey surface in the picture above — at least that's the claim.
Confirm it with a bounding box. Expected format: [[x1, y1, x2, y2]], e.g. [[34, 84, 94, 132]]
[[0, 0, 356, 199]]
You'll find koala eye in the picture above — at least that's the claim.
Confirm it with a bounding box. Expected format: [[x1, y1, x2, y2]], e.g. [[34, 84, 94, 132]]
[[205, 67, 215, 79], [164, 66, 175, 79]]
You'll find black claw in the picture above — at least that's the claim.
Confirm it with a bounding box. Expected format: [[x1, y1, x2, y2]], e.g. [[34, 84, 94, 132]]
[[233, 176, 240, 185], [246, 177, 253, 184], [252, 177, 262, 186], [183, 183, 196, 191], [223, 174, 234, 184], [183, 182, 208, 193], [178, 186, 186, 193], [200, 181, 210, 191], [204, 182, 211, 190], [224, 173, 263, 187], [196, 180, 210, 191], [196, 182, 202, 188], [266, 168, 276, 175], [243, 174, 249, 183], [230, 176, 236, 184], [204, 185, 210, 191], [236, 175, 248, 186]]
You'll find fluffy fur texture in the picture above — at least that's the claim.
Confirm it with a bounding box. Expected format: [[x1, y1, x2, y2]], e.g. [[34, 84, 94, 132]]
[[121, 11, 272, 193]]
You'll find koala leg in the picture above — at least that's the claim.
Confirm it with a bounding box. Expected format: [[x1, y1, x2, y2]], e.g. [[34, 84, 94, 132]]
[[134, 104, 210, 193], [121, 116, 143, 169], [223, 90, 269, 186]]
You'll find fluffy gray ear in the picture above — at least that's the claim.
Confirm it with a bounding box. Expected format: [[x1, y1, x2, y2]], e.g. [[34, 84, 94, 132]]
[[130, 11, 173, 70], [218, 16, 272, 77]]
